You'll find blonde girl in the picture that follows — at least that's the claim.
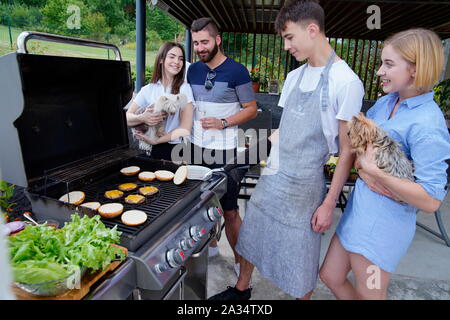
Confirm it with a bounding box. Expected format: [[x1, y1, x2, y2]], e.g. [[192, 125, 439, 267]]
[[320, 28, 450, 300]]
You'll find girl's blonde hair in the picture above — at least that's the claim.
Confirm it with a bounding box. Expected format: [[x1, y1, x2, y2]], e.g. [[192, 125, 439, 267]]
[[384, 28, 444, 92]]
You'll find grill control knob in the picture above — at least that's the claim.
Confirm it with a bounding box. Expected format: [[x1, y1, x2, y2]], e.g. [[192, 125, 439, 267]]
[[180, 238, 196, 250], [155, 262, 169, 273], [189, 226, 207, 242], [206, 207, 223, 221], [166, 248, 186, 268]]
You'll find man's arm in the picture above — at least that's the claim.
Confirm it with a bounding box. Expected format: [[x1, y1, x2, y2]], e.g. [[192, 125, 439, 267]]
[[224, 100, 258, 127], [200, 99, 257, 130]]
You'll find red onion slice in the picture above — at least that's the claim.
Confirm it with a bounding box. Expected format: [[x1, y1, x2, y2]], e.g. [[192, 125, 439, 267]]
[[4, 221, 26, 235]]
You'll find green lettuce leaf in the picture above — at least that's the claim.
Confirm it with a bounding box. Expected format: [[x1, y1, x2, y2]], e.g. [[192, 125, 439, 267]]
[[9, 214, 124, 284]]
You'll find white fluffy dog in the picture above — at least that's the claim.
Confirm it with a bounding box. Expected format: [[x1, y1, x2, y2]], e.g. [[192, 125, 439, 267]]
[[132, 93, 187, 153]]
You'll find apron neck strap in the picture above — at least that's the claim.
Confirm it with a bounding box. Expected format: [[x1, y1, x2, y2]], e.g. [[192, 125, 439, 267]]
[[291, 50, 337, 111], [320, 50, 336, 111]]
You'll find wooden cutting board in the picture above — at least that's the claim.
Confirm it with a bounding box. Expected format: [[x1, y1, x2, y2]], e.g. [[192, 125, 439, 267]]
[[12, 245, 128, 300]]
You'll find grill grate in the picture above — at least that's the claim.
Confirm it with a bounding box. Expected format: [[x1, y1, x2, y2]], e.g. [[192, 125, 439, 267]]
[[43, 148, 140, 184], [43, 157, 203, 238]]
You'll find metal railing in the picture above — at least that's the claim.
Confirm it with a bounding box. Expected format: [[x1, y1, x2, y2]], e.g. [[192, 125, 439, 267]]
[[191, 31, 383, 100]]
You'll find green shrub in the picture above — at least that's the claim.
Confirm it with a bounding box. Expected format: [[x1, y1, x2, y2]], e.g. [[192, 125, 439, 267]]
[[0, 4, 10, 25], [123, 42, 136, 50], [83, 12, 110, 40], [28, 6, 43, 26], [131, 65, 154, 86], [434, 78, 450, 115], [9, 6, 29, 27], [0, 3, 42, 28], [146, 30, 162, 51], [113, 21, 134, 38]]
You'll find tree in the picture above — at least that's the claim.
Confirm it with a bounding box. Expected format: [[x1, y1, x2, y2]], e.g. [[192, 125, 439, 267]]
[[147, 7, 184, 41], [83, 11, 110, 39], [83, 0, 128, 35], [41, 0, 85, 34], [10, 0, 47, 7]]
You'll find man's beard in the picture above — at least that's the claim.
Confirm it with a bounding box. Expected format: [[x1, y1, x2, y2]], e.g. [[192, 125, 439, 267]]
[[197, 42, 219, 63]]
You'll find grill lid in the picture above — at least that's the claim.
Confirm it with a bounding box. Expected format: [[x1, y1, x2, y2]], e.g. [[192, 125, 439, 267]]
[[0, 51, 133, 186]]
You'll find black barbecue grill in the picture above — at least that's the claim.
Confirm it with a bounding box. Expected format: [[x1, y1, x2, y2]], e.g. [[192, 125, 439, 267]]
[[36, 156, 209, 251], [0, 32, 228, 300]]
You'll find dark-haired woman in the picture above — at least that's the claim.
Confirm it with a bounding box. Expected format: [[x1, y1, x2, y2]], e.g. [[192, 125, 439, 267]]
[[126, 42, 194, 161]]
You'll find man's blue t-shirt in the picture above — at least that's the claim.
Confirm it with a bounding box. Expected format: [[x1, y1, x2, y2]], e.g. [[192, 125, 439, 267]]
[[187, 57, 255, 149]]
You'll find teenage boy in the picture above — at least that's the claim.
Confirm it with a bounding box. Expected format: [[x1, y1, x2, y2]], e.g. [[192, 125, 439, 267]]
[[209, 0, 364, 300]]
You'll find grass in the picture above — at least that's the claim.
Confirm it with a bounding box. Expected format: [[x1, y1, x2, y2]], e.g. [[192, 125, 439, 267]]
[[0, 24, 156, 73]]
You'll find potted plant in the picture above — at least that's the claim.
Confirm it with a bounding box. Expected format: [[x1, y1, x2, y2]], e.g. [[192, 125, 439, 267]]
[[324, 156, 359, 181], [249, 67, 265, 93]]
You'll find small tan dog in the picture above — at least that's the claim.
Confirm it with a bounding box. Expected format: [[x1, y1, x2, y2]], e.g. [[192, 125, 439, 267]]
[[348, 113, 414, 181]]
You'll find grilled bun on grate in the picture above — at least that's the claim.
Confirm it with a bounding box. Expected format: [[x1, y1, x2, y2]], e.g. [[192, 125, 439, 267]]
[[59, 191, 85, 205], [155, 170, 175, 181], [173, 166, 188, 185], [98, 203, 124, 218], [138, 171, 156, 182], [120, 166, 141, 176], [105, 190, 124, 200], [118, 183, 138, 192], [121, 210, 147, 226], [125, 194, 146, 204], [80, 202, 101, 211]]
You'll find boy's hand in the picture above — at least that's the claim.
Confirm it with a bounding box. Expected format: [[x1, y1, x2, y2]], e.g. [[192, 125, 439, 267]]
[[311, 201, 335, 233]]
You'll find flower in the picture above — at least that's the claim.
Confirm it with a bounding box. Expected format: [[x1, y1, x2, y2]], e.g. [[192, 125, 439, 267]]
[[249, 67, 263, 83]]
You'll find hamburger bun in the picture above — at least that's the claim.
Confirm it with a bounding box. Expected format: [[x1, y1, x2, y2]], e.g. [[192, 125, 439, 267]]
[[118, 183, 138, 192], [121, 210, 147, 226], [173, 166, 188, 185], [124, 194, 146, 205], [80, 202, 101, 211], [98, 203, 124, 218], [138, 171, 156, 182], [104, 190, 124, 200], [139, 186, 159, 196], [120, 166, 140, 176], [59, 191, 85, 205], [155, 170, 175, 181]]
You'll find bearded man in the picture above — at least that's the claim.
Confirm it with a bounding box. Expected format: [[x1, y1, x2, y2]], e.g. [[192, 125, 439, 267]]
[[186, 17, 257, 272]]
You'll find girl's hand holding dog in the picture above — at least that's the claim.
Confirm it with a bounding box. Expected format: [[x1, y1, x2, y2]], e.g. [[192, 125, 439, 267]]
[[357, 144, 400, 201], [133, 130, 160, 145], [139, 107, 167, 126]]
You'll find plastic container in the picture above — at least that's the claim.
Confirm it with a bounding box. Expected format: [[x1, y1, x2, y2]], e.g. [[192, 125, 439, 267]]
[[15, 267, 86, 297]]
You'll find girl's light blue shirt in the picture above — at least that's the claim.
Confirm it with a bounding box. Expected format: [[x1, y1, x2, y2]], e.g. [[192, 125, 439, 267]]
[[367, 91, 450, 200], [335, 91, 450, 272]]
